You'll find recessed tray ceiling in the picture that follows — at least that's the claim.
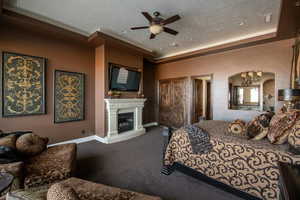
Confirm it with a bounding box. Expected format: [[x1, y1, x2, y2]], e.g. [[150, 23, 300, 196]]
[[4, 0, 282, 58]]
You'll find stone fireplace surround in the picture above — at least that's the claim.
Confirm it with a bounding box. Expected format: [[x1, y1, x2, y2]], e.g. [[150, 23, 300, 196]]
[[104, 98, 147, 143]]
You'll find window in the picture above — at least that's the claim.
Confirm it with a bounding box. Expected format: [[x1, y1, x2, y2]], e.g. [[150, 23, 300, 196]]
[[250, 87, 259, 103], [237, 88, 244, 104]]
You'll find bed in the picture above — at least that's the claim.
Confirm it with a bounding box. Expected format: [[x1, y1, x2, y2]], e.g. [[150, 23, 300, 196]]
[[162, 120, 300, 200]]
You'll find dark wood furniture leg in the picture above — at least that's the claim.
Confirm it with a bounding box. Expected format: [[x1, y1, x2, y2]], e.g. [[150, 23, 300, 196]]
[[278, 162, 300, 200], [161, 126, 174, 175]]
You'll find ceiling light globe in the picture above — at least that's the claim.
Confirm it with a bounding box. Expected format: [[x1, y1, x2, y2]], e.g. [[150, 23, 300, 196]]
[[150, 24, 163, 35]]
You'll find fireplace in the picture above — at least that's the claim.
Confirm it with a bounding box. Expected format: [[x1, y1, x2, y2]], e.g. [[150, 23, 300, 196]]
[[118, 112, 134, 133], [104, 98, 146, 143]]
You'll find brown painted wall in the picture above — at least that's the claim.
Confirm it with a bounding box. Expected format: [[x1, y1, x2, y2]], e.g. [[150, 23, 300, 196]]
[[0, 24, 95, 143], [156, 39, 294, 122], [95, 45, 106, 138], [94, 44, 144, 137], [105, 45, 143, 98]]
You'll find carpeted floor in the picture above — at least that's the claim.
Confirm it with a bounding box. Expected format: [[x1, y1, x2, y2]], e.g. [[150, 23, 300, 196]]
[[76, 127, 243, 200]]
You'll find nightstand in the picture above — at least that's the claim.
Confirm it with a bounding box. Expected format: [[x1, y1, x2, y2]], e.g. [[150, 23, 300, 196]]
[[278, 162, 300, 200]]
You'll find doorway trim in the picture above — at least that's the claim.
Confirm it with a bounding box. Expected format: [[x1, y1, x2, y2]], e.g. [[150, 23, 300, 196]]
[[190, 74, 213, 123]]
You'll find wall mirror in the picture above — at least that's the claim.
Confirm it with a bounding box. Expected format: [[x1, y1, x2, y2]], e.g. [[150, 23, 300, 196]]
[[228, 72, 275, 111]]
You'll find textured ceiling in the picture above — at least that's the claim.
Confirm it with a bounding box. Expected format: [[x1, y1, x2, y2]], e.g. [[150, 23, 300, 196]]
[[4, 0, 282, 58]]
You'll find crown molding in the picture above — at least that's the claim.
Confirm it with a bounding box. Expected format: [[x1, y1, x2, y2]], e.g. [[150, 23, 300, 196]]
[[3, 5, 90, 36], [1, 8, 90, 46], [156, 30, 277, 61], [88, 31, 156, 58]]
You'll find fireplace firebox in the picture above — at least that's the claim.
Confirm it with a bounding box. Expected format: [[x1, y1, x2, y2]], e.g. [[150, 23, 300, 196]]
[[118, 112, 134, 133]]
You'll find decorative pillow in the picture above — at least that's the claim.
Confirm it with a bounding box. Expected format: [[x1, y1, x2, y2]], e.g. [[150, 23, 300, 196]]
[[0, 135, 17, 149], [16, 134, 49, 156], [246, 112, 274, 139], [252, 127, 269, 140], [267, 110, 300, 144], [269, 109, 286, 127], [47, 183, 79, 200], [228, 119, 246, 136], [288, 121, 300, 148]]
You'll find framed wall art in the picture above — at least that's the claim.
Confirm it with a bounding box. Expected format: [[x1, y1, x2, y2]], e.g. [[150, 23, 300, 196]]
[[2, 52, 46, 117], [54, 70, 85, 123]]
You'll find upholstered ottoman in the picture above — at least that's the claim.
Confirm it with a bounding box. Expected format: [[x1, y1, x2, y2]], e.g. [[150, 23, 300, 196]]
[[3, 177, 162, 200], [24, 144, 77, 189]]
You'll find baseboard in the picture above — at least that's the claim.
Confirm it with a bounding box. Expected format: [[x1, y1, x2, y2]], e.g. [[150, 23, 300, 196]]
[[143, 122, 158, 128], [48, 135, 97, 147], [48, 128, 148, 146], [49, 122, 159, 146], [103, 129, 146, 144]]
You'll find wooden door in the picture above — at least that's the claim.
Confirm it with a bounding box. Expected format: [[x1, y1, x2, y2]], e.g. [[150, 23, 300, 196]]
[[194, 79, 203, 123], [159, 80, 173, 126], [159, 78, 188, 128], [206, 81, 211, 120]]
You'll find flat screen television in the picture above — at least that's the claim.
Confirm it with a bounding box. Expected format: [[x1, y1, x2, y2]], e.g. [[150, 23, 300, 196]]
[[109, 63, 141, 92]]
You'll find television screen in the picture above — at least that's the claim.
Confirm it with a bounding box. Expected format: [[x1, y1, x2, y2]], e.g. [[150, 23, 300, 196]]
[[109, 64, 141, 92]]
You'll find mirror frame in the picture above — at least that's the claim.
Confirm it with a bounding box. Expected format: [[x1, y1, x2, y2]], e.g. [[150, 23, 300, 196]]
[[228, 72, 275, 111]]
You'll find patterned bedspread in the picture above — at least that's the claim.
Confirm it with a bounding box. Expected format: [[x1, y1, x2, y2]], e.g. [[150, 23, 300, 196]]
[[164, 120, 300, 200]]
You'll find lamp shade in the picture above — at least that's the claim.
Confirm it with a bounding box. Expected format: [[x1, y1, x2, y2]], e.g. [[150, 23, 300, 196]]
[[278, 89, 300, 101]]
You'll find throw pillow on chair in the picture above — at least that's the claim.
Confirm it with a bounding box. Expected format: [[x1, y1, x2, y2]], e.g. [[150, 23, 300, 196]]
[[16, 134, 49, 156]]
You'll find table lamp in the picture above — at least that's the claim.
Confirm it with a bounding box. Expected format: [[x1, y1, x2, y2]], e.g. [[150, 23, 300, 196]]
[[278, 89, 300, 110]]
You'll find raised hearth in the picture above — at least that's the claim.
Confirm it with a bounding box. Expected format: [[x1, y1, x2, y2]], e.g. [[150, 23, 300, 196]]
[[104, 98, 146, 143]]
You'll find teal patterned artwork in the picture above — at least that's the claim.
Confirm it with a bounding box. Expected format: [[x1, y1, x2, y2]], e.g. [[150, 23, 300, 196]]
[[2, 52, 46, 117], [54, 70, 85, 123]]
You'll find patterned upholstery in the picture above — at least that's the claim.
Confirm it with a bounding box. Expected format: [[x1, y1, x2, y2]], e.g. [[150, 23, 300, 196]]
[[288, 121, 300, 148], [164, 120, 300, 200], [227, 119, 246, 136], [0, 143, 76, 195], [252, 127, 269, 140], [24, 144, 77, 189], [2, 178, 162, 200], [61, 178, 162, 200], [47, 183, 79, 200], [246, 112, 274, 139], [16, 134, 49, 156], [3, 185, 49, 200], [0, 162, 24, 191], [267, 110, 300, 144], [0, 135, 17, 149]]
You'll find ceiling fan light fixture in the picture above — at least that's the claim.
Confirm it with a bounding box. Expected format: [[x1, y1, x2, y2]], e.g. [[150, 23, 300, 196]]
[[131, 11, 180, 39], [149, 24, 163, 35]]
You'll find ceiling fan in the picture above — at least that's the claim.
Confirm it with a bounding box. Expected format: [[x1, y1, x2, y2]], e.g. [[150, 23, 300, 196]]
[[131, 11, 181, 39]]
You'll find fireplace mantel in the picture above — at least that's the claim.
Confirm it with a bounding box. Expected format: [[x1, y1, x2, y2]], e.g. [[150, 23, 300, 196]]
[[104, 98, 146, 143]]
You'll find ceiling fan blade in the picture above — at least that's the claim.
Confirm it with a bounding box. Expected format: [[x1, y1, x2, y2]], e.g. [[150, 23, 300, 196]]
[[131, 26, 149, 30], [150, 33, 156, 39], [162, 15, 181, 25], [142, 12, 153, 22], [163, 27, 178, 35]]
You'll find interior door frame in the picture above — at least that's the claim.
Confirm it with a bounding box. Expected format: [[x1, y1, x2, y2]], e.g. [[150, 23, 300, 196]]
[[190, 74, 214, 123], [157, 77, 189, 127]]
